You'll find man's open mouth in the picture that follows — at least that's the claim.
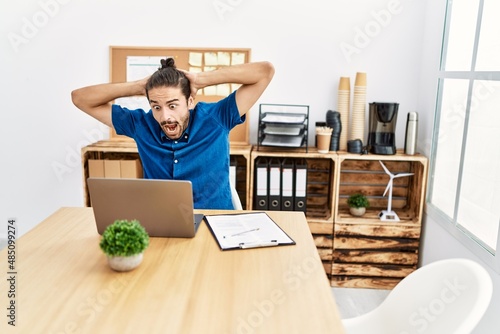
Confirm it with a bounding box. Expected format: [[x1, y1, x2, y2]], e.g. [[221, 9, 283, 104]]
[[163, 122, 178, 134]]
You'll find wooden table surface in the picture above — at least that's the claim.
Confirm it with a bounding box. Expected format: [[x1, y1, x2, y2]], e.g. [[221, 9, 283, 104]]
[[0, 207, 344, 334]]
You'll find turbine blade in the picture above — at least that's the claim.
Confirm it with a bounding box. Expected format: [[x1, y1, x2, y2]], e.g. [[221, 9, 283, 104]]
[[383, 180, 392, 197], [394, 173, 414, 178], [379, 160, 391, 175]]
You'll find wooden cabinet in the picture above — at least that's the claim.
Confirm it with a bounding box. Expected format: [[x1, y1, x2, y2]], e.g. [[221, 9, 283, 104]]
[[248, 149, 428, 289], [250, 147, 337, 276], [332, 152, 428, 289], [82, 141, 428, 289], [81, 140, 252, 209]]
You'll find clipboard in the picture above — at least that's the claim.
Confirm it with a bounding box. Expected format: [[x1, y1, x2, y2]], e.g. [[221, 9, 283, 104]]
[[204, 212, 296, 250]]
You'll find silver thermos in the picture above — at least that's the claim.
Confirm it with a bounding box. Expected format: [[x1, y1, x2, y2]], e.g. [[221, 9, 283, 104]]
[[404, 111, 418, 155]]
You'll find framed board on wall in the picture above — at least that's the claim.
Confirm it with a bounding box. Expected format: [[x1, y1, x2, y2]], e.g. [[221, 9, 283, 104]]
[[109, 46, 252, 145]]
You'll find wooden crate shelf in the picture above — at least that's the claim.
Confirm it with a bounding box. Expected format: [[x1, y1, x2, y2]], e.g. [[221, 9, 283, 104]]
[[249, 148, 336, 278], [335, 151, 428, 222], [331, 151, 428, 289], [249, 148, 336, 221], [81, 143, 428, 289], [81, 140, 252, 209], [229, 144, 252, 210], [305, 158, 334, 221]]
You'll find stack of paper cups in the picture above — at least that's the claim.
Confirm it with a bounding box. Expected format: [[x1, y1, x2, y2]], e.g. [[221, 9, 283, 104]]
[[337, 77, 350, 151], [350, 72, 367, 143]]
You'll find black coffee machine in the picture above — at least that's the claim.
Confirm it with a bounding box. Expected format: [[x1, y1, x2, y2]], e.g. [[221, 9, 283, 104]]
[[367, 102, 399, 155]]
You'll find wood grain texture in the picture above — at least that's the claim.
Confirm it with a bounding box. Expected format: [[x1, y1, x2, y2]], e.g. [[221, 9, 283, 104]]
[[81, 144, 429, 290], [0, 207, 344, 334], [331, 263, 416, 277], [332, 250, 419, 265], [331, 276, 402, 289]]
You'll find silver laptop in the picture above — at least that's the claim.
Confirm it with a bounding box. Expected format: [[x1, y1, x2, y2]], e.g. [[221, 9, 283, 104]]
[[87, 178, 204, 237]]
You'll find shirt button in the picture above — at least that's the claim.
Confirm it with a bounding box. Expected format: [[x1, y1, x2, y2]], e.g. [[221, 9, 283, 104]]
[[174, 159, 178, 164], [174, 141, 178, 144]]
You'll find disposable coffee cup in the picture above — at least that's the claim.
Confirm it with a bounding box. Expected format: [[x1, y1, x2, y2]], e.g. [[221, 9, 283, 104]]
[[354, 72, 367, 86], [317, 133, 332, 153], [339, 77, 351, 91]]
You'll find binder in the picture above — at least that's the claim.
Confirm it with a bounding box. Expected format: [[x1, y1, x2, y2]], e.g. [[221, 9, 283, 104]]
[[294, 159, 307, 212], [230, 156, 237, 189], [281, 158, 294, 211], [254, 157, 269, 210], [268, 158, 282, 210]]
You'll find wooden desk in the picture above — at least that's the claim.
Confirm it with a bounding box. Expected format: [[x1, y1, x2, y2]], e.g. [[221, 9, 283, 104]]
[[0, 208, 344, 333]]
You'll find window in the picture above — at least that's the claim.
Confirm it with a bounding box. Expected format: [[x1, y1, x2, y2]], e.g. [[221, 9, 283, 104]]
[[429, 0, 500, 263]]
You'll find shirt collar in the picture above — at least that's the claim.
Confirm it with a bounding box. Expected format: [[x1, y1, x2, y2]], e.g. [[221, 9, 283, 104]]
[[160, 128, 190, 142]]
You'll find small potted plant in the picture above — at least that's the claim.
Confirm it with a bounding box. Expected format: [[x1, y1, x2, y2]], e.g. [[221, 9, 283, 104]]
[[347, 193, 369, 217], [99, 219, 150, 272]]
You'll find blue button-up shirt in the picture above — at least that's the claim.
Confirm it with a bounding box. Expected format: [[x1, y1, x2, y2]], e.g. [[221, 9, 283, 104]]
[[111, 92, 244, 209]]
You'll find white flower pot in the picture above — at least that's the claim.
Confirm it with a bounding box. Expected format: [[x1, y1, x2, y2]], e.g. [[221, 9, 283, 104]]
[[349, 207, 366, 217], [107, 253, 143, 272]]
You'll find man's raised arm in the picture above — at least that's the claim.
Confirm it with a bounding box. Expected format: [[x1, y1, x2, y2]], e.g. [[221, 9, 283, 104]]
[[185, 61, 275, 116], [71, 79, 147, 127]]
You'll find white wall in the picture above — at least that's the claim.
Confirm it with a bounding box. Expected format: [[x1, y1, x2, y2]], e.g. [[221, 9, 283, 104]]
[[1, 0, 497, 331], [1, 0, 424, 234]]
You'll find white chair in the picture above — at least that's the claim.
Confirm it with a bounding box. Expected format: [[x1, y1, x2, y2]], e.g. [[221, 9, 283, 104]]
[[342, 258, 492, 334], [231, 185, 243, 210]]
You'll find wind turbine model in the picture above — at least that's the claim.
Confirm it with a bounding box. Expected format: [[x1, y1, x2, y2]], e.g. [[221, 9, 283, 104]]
[[378, 160, 414, 221]]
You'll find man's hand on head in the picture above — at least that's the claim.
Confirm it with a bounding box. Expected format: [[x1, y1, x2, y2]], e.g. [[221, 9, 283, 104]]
[[179, 69, 198, 99], [138, 75, 151, 96]]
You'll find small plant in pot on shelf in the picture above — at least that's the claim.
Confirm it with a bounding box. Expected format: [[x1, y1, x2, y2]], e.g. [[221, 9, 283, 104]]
[[347, 193, 369, 217], [99, 219, 150, 272]]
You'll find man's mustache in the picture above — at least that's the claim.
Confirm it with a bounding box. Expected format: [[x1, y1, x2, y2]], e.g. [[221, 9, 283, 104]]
[[161, 120, 178, 126]]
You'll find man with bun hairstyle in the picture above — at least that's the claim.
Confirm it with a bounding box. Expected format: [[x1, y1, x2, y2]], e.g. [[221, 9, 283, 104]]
[[72, 58, 274, 209]]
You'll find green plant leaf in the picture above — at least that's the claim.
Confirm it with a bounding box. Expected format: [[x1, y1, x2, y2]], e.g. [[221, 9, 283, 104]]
[[99, 219, 150, 257], [347, 193, 369, 208]]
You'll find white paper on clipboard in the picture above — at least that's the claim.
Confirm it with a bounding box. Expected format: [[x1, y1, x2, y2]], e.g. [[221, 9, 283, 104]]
[[204, 212, 295, 250]]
